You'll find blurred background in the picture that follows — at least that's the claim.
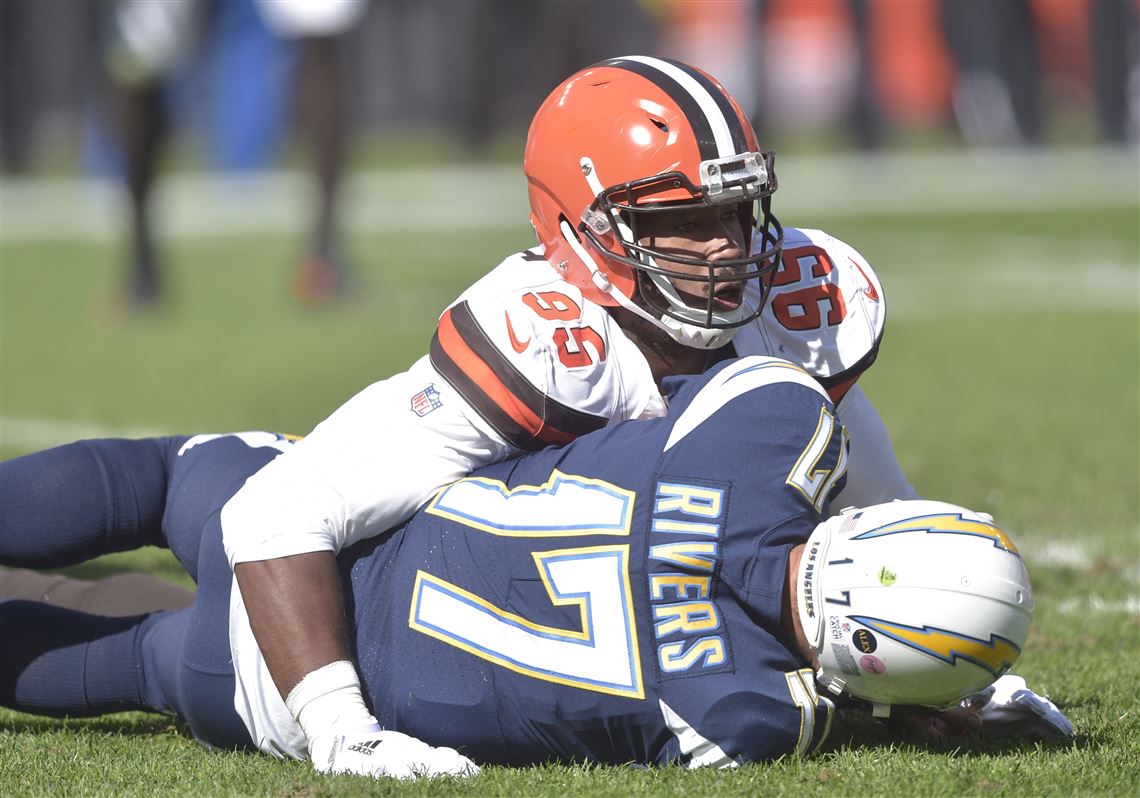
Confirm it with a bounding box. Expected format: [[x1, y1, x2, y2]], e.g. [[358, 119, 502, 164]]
[[0, 0, 1136, 714], [1, 0, 1138, 168], [1, 0, 1136, 304], [1, 0, 1136, 293]]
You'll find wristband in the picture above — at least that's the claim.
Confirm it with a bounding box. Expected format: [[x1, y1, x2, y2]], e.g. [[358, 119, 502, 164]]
[[285, 660, 379, 743]]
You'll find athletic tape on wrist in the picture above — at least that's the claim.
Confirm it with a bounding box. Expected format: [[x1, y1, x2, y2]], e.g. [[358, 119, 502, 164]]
[[285, 660, 378, 742]]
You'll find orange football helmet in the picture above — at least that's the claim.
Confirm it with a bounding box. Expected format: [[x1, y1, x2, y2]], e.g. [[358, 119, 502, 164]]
[[525, 55, 782, 349]]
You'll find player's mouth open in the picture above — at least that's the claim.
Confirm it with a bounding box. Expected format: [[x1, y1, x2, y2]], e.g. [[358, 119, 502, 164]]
[[711, 283, 744, 311]]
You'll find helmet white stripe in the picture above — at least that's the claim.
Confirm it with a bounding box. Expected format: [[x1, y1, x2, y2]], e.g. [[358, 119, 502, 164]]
[[616, 55, 736, 158]]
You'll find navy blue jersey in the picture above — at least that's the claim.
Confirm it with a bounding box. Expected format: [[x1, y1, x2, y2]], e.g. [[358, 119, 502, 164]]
[[340, 356, 847, 767]]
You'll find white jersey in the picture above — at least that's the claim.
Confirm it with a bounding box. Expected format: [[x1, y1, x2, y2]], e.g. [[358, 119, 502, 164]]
[[743, 227, 886, 396], [222, 228, 914, 758], [739, 227, 916, 509]]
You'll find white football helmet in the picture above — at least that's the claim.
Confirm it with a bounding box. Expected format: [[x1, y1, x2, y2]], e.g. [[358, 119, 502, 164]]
[[796, 500, 1033, 715]]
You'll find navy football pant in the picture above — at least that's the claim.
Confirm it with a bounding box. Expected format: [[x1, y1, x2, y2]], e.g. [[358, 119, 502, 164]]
[[0, 435, 283, 749]]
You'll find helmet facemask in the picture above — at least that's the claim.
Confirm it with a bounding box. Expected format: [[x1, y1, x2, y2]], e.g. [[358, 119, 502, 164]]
[[578, 150, 783, 349]]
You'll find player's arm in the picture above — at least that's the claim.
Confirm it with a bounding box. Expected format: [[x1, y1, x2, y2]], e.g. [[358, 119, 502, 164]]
[[829, 383, 919, 509], [226, 364, 515, 678], [222, 358, 517, 777], [233, 557, 465, 778]]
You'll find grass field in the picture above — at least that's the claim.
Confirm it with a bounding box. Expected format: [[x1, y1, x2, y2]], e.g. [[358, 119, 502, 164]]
[[1, 149, 1138, 796]]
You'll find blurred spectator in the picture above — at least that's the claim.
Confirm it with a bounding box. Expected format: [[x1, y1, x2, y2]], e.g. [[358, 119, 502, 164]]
[[654, 0, 759, 120], [104, 0, 366, 309], [0, 0, 35, 174], [437, 0, 657, 152], [940, 0, 1043, 146], [863, 0, 955, 131], [704, 0, 1136, 149], [1029, 0, 1138, 145], [1, 0, 1134, 202], [1089, 0, 1138, 143], [846, 0, 886, 150], [0, 0, 101, 175]]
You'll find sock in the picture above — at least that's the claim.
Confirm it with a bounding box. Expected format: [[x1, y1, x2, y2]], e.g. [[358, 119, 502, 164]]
[[0, 438, 176, 567], [0, 599, 148, 715]]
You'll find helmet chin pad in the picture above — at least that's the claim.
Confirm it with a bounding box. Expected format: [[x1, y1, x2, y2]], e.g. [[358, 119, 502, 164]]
[[639, 267, 749, 349], [798, 500, 1034, 710], [657, 312, 740, 350], [601, 277, 740, 350], [645, 266, 752, 323]]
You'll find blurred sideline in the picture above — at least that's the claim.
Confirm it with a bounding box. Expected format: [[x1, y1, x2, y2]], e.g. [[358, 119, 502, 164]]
[[1, 417, 168, 453], [1, 147, 1137, 243]]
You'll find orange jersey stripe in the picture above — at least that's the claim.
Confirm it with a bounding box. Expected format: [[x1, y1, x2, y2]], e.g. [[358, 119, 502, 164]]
[[433, 307, 578, 448]]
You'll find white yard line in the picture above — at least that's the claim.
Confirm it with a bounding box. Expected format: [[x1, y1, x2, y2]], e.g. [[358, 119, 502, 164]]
[[1, 148, 1136, 243], [1023, 538, 1140, 616], [1028, 540, 1094, 569], [881, 259, 1140, 315], [1021, 539, 1139, 577], [1055, 595, 1140, 615]]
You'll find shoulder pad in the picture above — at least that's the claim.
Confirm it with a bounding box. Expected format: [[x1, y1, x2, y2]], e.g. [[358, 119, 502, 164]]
[[737, 228, 885, 401]]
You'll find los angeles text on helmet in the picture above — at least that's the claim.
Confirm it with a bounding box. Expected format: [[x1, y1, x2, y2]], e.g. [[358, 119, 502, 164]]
[[801, 538, 821, 621]]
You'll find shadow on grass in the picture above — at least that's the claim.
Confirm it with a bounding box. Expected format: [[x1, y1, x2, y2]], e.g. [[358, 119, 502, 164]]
[[822, 709, 1089, 758], [1, 712, 191, 739], [57, 558, 192, 586]]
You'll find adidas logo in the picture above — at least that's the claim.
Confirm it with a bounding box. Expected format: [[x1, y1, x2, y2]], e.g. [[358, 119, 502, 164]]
[[347, 739, 383, 756]]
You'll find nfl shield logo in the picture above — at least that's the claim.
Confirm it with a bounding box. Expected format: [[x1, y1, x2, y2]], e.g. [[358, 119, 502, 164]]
[[410, 384, 443, 417]]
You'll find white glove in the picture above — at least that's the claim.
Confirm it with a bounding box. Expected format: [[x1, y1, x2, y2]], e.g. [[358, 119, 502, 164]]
[[286, 661, 479, 780], [964, 674, 1075, 741], [309, 723, 480, 780]]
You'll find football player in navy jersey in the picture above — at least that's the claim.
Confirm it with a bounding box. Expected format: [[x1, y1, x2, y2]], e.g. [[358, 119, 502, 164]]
[[2, 357, 1063, 780]]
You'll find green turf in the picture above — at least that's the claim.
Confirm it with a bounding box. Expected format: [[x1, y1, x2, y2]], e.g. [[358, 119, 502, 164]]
[[1, 170, 1137, 796]]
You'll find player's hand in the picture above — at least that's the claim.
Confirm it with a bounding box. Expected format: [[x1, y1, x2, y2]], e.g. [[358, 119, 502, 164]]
[[309, 723, 480, 780], [963, 674, 1075, 741]]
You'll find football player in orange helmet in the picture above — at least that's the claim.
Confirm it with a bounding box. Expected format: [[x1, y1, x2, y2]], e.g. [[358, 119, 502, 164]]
[[525, 56, 783, 355]]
